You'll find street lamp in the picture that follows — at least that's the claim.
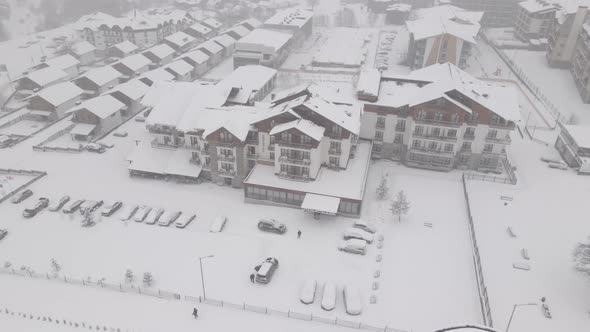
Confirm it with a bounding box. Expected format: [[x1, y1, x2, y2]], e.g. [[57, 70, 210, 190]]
[[198, 255, 214, 301], [506, 303, 537, 332]]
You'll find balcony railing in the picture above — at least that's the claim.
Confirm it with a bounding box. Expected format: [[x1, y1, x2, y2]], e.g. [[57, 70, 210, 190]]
[[218, 169, 236, 177], [201, 149, 210, 156], [215, 141, 235, 148], [409, 147, 454, 156], [489, 122, 516, 130], [151, 139, 179, 150], [189, 158, 201, 165], [276, 140, 314, 149], [376, 122, 385, 129], [412, 132, 457, 142], [395, 125, 406, 132], [278, 156, 311, 166], [246, 153, 258, 159], [414, 117, 461, 128], [180, 144, 201, 151], [482, 150, 502, 156], [485, 136, 512, 144], [329, 149, 342, 155], [277, 172, 311, 182], [218, 154, 235, 162], [463, 134, 475, 140]]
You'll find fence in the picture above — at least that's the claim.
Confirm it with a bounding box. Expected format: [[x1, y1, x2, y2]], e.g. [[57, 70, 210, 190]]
[[0, 266, 409, 332], [0, 169, 47, 205], [461, 174, 494, 328], [464, 155, 517, 186]]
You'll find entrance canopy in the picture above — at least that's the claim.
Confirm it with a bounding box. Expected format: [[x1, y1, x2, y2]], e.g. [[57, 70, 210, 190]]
[[70, 123, 96, 136], [301, 194, 340, 215]]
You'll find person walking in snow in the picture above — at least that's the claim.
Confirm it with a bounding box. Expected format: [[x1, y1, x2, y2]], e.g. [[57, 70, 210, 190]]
[[192, 308, 198, 319], [250, 273, 255, 283], [297, 230, 302, 239]]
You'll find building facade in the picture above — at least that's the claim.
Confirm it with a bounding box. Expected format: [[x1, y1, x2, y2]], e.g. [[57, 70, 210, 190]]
[[546, 4, 589, 68], [450, 0, 521, 27], [514, 0, 557, 41], [572, 24, 590, 102], [555, 124, 590, 173]]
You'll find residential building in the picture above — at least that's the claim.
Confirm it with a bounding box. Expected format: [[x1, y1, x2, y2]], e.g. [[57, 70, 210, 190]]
[[555, 123, 590, 173], [217, 65, 277, 106], [27, 82, 84, 120], [142, 43, 177, 67], [233, 29, 292, 69], [357, 63, 520, 172], [546, 2, 590, 68], [36, 54, 81, 80], [406, 5, 483, 69], [195, 39, 225, 66], [211, 34, 236, 57], [105, 78, 150, 117], [164, 31, 197, 52], [572, 24, 590, 102], [74, 66, 123, 98], [111, 54, 153, 81], [164, 60, 194, 81], [176, 49, 210, 78], [221, 24, 251, 41], [67, 94, 126, 140], [185, 22, 214, 41], [238, 18, 262, 31], [386, 4, 412, 25], [138, 67, 176, 86], [514, 0, 558, 41], [16, 67, 68, 93], [201, 17, 223, 31], [108, 40, 138, 59], [69, 41, 97, 65], [449, 0, 521, 27], [261, 7, 313, 46]]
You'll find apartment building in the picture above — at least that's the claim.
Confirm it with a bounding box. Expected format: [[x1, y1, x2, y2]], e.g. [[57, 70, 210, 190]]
[[262, 7, 313, 45], [406, 6, 483, 69], [514, 0, 558, 41], [450, 0, 521, 27], [555, 123, 590, 173], [572, 24, 590, 102], [357, 63, 520, 172], [546, 3, 590, 68]]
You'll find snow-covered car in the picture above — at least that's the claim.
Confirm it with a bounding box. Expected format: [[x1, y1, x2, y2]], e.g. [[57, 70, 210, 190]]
[[321, 282, 337, 311], [0, 229, 7, 241], [79, 200, 103, 214], [548, 162, 568, 170], [255, 257, 279, 284], [63, 199, 84, 214], [135, 116, 146, 122], [98, 141, 114, 149], [209, 215, 227, 233], [257, 218, 287, 234], [353, 220, 376, 234], [133, 206, 152, 222], [175, 214, 195, 228], [48, 195, 70, 211], [119, 205, 139, 221], [0, 135, 15, 148], [540, 155, 564, 164], [113, 131, 128, 137], [343, 285, 362, 315], [343, 227, 374, 243], [85, 143, 105, 153], [101, 201, 122, 216], [299, 279, 317, 304], [158, 211, 181, 227], [11, 189, 33, 204], [338, 239, 367, 255], [144, 208, 165, 225], [23, 197, 49, 218]]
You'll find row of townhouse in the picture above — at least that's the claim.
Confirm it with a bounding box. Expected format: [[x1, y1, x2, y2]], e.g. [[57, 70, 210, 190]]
[[132, 81, 370, 217], [357, 63, 520, 172]]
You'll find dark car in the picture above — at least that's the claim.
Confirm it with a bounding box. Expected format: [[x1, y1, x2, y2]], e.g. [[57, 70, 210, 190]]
[[255, 257, 279, 284], [100, 201, 122, 216], [257, 218, 287, 234], [23, 197, 49, 218], [11, 189, 33, 204], [63, 199, 85, 214], [0, 229, 7, 241], [79, 200, 104, 214]]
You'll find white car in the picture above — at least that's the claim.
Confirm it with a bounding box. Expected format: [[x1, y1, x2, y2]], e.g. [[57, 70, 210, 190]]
[[209, 215, 227, 233], [321, 282, 337, 311], [299, 279, 317, 304], [158, 211, 181, 226], [48, 195, 70, 211], [343, 227, 374, 243], [343, 285, 362, 315], [144, 208, 165, 225], [338, 239, 367, 255], [175, 214, 195, 228], [119, 205, 139, 221], [133, 206, 152, 222], [353, 220, 376, 234]]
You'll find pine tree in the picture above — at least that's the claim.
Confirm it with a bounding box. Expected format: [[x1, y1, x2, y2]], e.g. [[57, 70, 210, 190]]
[[143, 272, 153, 287], [390, 190, 410, 222], [573, 239, 590, 276], [125, 269, 134, 283], [375, 174, 389, 200], [50, 258, 61, 276]]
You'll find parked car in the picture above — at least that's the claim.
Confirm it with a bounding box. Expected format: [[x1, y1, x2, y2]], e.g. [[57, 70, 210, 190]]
[[158, 210, 181, 226], [209, 215, 227, 232], [133, 206, 152, 222], [0, 229, 7, 241], [144, 208, 165, 225], [257, 218, 287, 234], [175, 213, 195, 228], [23, 197, 49, 218], [119, 205, 139, 221], [79, 200, 103, 214], [352, 220, 376, 234], [0, 135, 15, 148], [113, 131, 128, 137], [135, 115, 146, 122], [338, 239, 367, 255], [343, 227, 374, 243], [321, 282, 337, 311], [343, 285, 362, 315], [255, 257, 279, 284], [48, 195, 70, 211], [63, 199, 84, 214], [299, 279, 317, 304], [548, 162, 568, 170], [98, 141, 114, 149], [101, 201, 122, 216], [11, 189, 33, 204], [85, 143, 105, 153]]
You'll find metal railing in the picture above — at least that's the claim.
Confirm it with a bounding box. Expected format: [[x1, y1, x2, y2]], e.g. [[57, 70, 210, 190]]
[[414, 117, 461, 128], [218, 154, 235, 162], [485, 136, 511, 144], [412, 132, 458, 142], [278, 156, 311, 166]]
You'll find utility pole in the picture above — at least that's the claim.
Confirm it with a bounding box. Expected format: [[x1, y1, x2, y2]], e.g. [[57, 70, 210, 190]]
[[198, 255, 214, 301]]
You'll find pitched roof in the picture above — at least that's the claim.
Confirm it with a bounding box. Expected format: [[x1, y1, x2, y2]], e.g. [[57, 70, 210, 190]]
[[70, 41, 96, 56], [139, 67, 176, 84], [269, 119, 325, 142], [179, 49, 210, 64], [236, 29, 292, 51], [111, 40, 138, 54], [197, 39, 224, 54], [36, 82, 83, 106], [263, 7, 313, 29], [218, 65, 277, 104], [188, 22, 212, 35], [222, 25, 251, 40], [165, 60, 194, 77], [25, 67, 68, 87], [79, 66, 122, 86], [238, 18, 262, 30], [143, 43, 176, 60], [107, 78, 150, 101], [114, 54, 152, 72], [183, 105, 267, 141], [202, 17, 222, 29], [45, 54, 80, 70], [68, 94, 125, 119], [165, 31, 196, 48], [211, 34, 236, 48], [406, 5, 483, 43]]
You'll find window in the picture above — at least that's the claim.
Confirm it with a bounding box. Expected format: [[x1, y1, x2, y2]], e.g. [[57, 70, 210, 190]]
[[376, 116, 385, 128], [191, 152, 199, 160], [331, 125, 342, 137], [218, 147, 233, 157], [458, 154, 469, 164], [205, 156, 211, 166], [412, 140, 421, 148], [219, 162, 234, 171], [432, 128, 441, 137], [428, 141, 438, 150], [329, 156, 339, 165], [461, 141, 472, 151], [280, 132, 292, 142], [450, 113, 459, 123], [444, 143, 453, 152], [447, 129, 457, 138], [487, 129, 498, 138], [302, 135, 312, 144], [464, 127, 475, 138], [394, 133, 404, 144], [330, 141, 341, 152], [372, 144, 382, 152], [417, 110, 427, 119], [190, 136, 198, 145], [247, 146, 256, 155], [219, 131, 232, 143], [434, 112, 444, 121], [396, 119, 406, 130], [483, 144, 493, 152], [375, 131, 384, 141], [414, 125, 424, 135], [270, 152, 274, 160]]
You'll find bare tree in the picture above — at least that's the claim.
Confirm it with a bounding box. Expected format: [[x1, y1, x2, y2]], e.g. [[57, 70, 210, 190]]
[[390, 190, 410, 222]]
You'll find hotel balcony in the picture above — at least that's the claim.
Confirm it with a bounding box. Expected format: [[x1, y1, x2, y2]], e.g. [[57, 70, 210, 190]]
[[329, 149, 342, 156], [412, 132, 457, 142], [375, 122, 385, 129], [395, 124, 406, 132], [218, 169, 236, 177], [409, 147, 455, 156], [151, 139, 179, 150], [414, 117, 461, 128], [276, 140, 314, 149], [278, 156, 311, 166], [218, 154, 235, 162], [485, 136, 512, 144], [489, 121, 516, 130], [180, 144, 201, 151]]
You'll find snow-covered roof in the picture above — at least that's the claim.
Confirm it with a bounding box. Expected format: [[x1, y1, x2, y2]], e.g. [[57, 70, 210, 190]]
[[70, 41, 96, 56], [356, 69, 381, 98], [165, 31, 196, 48], [35, 82, 83, 106], [75, 9, 191, 32], [188, 22, 212, 35], [110, 40, 138, 54], [263, 7, 313, 29], [180, 49, 210, 64], [25, 67, 68, 87], [301, 193, 340, 214], [143, 43, 176, 60], [165, 60, 194, 77], [387, 3, 412, 12], [45, 54, 80, 71], [67, 94, 125, 119], [139, 67, 176, 84], [211, 34, 236, 48], [197, 39, 224, 54], [564, 125, 590, 148], [183, 105, 267, 141], [269, 119, 325, 141], [236, 29, 292, 51], [202, 17, 222, 29], [222, 25, 251, 40], [114, 54, 152, 72], [238, 18, 262, 30], [218, 65, 277, 104], [70, 123, 97, 136], [79, 66, 122, 86], [519, 0, 559, 13], [406, 5, 483, 43], [107, 78, 150, 101]]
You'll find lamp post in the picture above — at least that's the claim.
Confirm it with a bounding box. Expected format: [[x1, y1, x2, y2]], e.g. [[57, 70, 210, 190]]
[[198, 255, 214, 301], [506, 303, 537, 332]]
